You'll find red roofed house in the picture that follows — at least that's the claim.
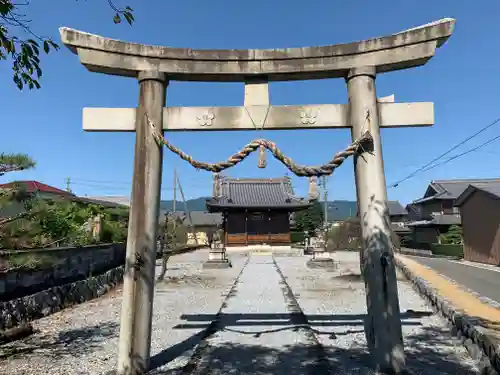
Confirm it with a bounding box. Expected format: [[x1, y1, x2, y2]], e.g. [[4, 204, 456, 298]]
[[0, 180, 73, 197], [0, 180, 74, 218]]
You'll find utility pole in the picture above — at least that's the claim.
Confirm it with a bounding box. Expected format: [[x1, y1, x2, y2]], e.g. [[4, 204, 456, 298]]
[[320, 176, 329, 252], [173, 169, 177, 231], [321, 175, 328, 227], [65, 177, 72, 193], [176, 174, 198, 245]]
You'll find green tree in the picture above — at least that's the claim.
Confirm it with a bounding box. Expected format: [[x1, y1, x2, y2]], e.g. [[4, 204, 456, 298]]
[[0, 153, 35, 175], [0, 154, 36, 229], [0, 197, 129, 249], [439, 225, 463, 245], [0, 0, 134, 90], [294, 201, 324, 235]]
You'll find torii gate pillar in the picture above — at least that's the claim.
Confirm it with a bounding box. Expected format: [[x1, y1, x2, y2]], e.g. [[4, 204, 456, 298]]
[[348, 66, 405, 373], [117, 71, 166, 374]]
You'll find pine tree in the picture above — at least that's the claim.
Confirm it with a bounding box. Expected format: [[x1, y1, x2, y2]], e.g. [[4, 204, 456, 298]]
[[294, 201, 324, 235]]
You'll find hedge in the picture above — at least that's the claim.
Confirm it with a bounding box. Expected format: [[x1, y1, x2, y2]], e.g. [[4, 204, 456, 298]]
[[291, 232, 305, 243], [430, 243, 464, 258]]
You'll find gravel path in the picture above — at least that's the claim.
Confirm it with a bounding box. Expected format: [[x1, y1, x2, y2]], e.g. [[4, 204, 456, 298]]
[[275, 251, 480, 374], [0, 250, 247, 375], [0, 250, 481, 375]]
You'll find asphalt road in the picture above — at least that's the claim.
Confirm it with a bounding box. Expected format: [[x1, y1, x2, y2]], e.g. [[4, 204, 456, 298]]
[[408, 256, 500, 304]]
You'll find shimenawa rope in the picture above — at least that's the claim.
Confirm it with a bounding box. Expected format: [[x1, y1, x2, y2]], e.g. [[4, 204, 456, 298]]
[[145, 114, 373, 177]]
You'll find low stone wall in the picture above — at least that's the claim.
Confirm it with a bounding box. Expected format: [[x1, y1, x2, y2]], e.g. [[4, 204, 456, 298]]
[[394, 257, 500, 374], [0, 266, 124, 330], [0, 245, 205, 331], [0, 243, 125, 301]]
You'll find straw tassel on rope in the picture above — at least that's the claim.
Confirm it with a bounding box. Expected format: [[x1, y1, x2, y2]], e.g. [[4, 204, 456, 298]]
[[258, 145, 267, 168], [146, 114, 373, 177]]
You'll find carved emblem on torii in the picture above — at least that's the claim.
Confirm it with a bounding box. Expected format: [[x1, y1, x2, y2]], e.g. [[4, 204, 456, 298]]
[[300, 109, 317, 125], [196, 112, 215, 127]]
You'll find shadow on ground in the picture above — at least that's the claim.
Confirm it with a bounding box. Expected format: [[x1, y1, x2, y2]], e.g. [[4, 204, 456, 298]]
[[149, 326, 476, 375], [0, 313, 477, 374], [0, 321, 118, 360], [148, 312, 476, 375]]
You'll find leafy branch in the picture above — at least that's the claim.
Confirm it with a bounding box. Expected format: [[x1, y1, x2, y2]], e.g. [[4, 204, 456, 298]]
[[0, 196, 129, 249], [0, 152, 36, 175], [0, 0, 134, 91]]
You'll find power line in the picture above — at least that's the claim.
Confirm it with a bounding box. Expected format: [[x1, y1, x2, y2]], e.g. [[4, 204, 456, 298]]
[[418, 133, 500, 174], [70, 180, 205, 190], [71, 178, 132, 186], [70, 182, 174, 193], [71, 177, 209, 188], [477, 150, 500, 157], [389, 117, 500, 188]]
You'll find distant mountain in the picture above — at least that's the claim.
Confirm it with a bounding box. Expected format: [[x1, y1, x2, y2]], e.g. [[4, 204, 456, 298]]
[[160, 198, 404, 222], [322, 200, 358, 221], [159, 197, 357, 219], [160, 197, 211, 212], [320, 200, 407, 221]]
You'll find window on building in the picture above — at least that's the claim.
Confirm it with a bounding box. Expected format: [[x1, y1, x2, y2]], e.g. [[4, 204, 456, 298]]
[[441, 199, 454, 213]]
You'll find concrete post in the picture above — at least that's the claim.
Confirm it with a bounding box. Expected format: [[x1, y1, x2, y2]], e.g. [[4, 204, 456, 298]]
[[117, 71, 166, 374], [346, 66, 405, 374]]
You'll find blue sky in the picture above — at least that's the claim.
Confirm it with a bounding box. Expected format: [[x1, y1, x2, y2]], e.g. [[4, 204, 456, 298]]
[[1, 0, 500, 204]]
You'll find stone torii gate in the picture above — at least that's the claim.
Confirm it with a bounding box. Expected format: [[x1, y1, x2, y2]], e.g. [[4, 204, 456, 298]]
[[60, 18, 455, 374]]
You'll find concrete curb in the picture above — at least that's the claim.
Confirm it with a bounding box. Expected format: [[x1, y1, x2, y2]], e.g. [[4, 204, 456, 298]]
[[398, 248, 462, 261], [394, 257, 500, 374]]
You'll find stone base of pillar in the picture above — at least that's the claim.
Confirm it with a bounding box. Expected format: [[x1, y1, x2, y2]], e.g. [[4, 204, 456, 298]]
[[203, 259, 232, 269], [203, 249, 232, 269], [304, 246, 314, 255], [306, 250, 337, 269]]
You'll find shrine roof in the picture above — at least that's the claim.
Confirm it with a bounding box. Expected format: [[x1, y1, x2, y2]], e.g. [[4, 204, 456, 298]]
[[206, 177, 311, 211]]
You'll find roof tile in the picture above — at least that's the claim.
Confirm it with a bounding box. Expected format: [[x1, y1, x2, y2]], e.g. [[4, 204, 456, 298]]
[[430, 178, 500, 200], [0, 180, 73, 196], [207, 177, 310, 209]]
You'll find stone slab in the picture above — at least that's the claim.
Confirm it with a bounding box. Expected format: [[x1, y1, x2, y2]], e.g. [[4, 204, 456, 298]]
[[306, 258, 338, 270], [208, 251, 227, 261], [82, 102, 434, 132], [312, 251, 334, 259], [203, 259, 232, 269]]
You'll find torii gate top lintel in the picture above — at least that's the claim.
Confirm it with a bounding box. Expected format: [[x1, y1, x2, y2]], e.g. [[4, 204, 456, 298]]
[[59, 18, 455, 82]]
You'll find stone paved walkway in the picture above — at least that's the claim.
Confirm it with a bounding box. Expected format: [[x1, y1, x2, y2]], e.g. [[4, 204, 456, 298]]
[[182, 253, 321, 375]]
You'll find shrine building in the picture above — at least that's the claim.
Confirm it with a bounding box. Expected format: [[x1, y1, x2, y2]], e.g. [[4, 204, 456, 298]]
[[205, 176, 312, 247]]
